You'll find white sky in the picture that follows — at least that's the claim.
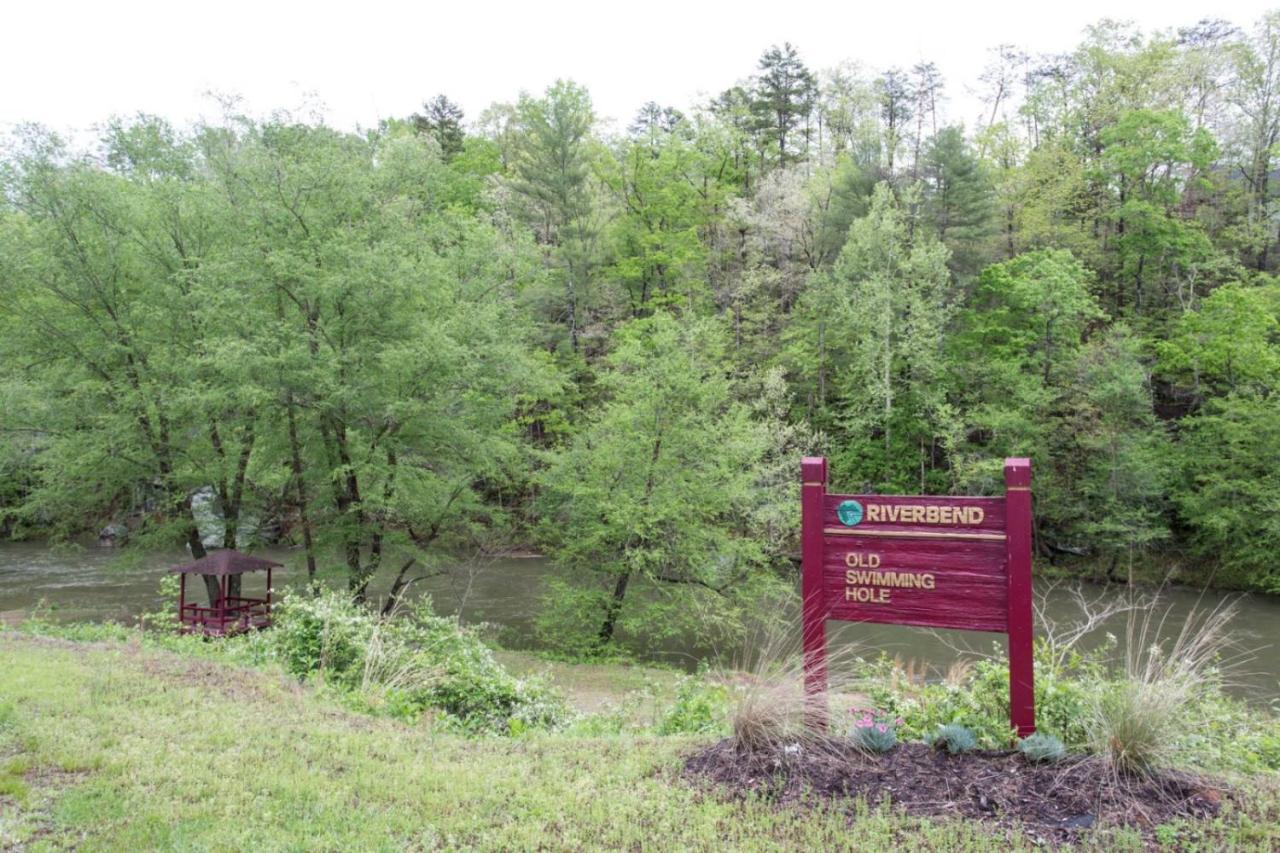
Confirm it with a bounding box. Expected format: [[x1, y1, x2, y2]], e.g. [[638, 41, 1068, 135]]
[[4, 0, 1277, 139]]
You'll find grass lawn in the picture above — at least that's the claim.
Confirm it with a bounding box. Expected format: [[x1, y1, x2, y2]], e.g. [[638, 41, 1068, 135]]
[[0, 633, 1276, 851]]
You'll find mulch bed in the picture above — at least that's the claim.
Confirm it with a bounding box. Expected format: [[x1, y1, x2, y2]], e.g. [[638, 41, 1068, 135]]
[[684, 739, 1229, 846]]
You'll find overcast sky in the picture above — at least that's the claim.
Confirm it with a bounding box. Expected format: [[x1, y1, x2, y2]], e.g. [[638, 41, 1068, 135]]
[[4, 0, 1277, 139]]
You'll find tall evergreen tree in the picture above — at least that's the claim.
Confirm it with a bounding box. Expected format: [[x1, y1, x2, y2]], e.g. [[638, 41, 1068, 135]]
[[509, 80, 602, 354], [411, 94, 466, 160], [922, 126, 996, 283], [751, 43, 818, 169]]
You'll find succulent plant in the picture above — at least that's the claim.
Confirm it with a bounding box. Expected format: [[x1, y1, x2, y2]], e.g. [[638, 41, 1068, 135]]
[[929, 724, 978, 754], [1018, 732, 1066, 763]]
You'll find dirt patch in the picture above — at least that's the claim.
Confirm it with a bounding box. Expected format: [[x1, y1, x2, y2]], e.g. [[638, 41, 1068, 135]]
[[684, 739, 1227, 846], [140, 654, 306, 707]]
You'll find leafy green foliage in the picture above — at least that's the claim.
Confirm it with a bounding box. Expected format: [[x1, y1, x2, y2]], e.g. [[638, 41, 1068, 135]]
[[656, 673, 728, 735], [270, 590, 568, 734], [787, 182, 955, 492], [536, 313, 794, 653]]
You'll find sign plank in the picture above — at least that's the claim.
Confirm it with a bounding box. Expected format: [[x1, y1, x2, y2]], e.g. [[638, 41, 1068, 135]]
[[801, 457, 1036, 736]]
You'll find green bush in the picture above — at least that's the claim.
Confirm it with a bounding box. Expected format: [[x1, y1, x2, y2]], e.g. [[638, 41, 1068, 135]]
[[657, 674, 728, 735], [1018, 732, 1066, 763], [392, 602, 568, 734], [273, 590, 373, 680], [928, 724, 978, 754], [268, 590, 568, 735]]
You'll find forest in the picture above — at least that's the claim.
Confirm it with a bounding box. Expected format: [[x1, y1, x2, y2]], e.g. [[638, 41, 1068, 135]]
[[2, 15, 1280, 655]]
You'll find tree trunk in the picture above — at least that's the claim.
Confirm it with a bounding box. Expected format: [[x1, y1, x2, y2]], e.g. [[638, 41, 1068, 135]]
[[598, 571, 631, 647], [286, 397, 318, 585], [181, 500, 219, 605]]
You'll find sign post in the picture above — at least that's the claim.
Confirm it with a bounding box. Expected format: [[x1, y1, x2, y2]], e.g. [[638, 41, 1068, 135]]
[[800, 457, 1036, 737]]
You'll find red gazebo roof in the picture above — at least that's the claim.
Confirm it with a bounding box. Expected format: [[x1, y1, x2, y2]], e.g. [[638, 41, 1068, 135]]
[[170, 550, 283, 576]]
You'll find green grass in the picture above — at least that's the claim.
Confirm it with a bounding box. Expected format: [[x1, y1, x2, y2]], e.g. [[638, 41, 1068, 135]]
[[0, 634, 1277, 851]]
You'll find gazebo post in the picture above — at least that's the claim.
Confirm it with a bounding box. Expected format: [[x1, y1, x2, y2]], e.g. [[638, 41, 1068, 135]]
[[178, 573, 186, 630], [218, 574, 228, 633], [266, 566, 273, 623]]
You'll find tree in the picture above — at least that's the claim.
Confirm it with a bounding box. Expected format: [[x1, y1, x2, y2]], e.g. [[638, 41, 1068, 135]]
[[1159, 280, 1280, 586], [411, 95, 466, 160], [0, 115, 554, 606], [628, 101, 683, 139], [1228, 12, 1280, 269], [751, 43, 817, 169], [536, 314, 787, 653], [1171, 393, 1280, 590], [909, 62, 945, 178], [1097, 108, 1218, 315], [509, 81, 603, 354], [947, 250, 1106, 540], [601, 121, 716, 315], [875, 69, 913, 173], [0, 117, 261, 604], [1067, 327, 1171, 570], [786, 183, 955, 491], [922, 126, 996, 283]]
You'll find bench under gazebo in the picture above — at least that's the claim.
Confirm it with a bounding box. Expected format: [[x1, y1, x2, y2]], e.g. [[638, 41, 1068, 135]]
[[172, 550, 282, 636]]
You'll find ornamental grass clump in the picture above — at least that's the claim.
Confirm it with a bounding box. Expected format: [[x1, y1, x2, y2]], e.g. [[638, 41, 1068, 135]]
[[725, 619, 862, 756], [1083, 597, 1240, 779], [1018, 732, 1066, 763], [849, 708, 901, 754], [928, 724, 978, 754]]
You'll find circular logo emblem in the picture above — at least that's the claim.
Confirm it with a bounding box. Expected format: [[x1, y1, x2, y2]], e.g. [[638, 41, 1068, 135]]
[[836, 499, 864, 527]]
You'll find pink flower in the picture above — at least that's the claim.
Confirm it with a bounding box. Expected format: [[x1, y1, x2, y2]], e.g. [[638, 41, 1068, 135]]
[[877, 724, 888, 733], [895, 718, 904, 726]]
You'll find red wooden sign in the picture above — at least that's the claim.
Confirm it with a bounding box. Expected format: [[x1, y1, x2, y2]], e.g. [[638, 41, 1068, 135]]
[[801, 456, 1035, 736]]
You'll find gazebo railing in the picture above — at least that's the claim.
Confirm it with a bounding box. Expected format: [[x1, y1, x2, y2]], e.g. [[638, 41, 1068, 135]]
[[179, 596, 272, 635]]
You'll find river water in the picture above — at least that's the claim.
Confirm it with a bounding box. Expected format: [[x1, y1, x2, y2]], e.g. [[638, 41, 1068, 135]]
[[1, 541, 1277, 703]]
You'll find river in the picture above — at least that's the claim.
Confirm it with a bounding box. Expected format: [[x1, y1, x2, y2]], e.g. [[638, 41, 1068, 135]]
[[1, 541, 1276, 704]]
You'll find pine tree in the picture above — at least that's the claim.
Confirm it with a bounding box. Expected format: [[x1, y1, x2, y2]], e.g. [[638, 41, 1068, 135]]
[[411, 94, 466, 160], [751, 43, 818, 169], [922, 126, 996, 283]]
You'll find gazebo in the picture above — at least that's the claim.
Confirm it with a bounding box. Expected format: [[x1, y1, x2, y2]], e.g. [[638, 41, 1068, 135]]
[[172, 550, 282, 636]]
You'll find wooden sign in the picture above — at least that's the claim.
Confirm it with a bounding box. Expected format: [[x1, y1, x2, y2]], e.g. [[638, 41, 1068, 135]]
[[801, 457, 1036, 736]]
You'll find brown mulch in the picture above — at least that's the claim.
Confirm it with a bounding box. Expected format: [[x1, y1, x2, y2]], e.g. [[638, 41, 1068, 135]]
[[683, 739, 1229, 846]]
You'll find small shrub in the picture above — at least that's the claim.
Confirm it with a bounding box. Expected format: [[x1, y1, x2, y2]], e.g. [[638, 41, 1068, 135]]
[[929, 724, 978, 754], [273, 590, 372, 679], [657, 674, 727, 735], [267, 590, 568, 735], [138, 574, 183, 635], [849, 707, 900, 754], [1018, 732, 1066, 763]]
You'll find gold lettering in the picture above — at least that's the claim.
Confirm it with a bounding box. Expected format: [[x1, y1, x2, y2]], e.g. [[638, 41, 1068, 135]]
[[921, 573, 935, 590], [867, 504, 882, 522], [926, 505, 939, 523], [845, 586, 892, 604]]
